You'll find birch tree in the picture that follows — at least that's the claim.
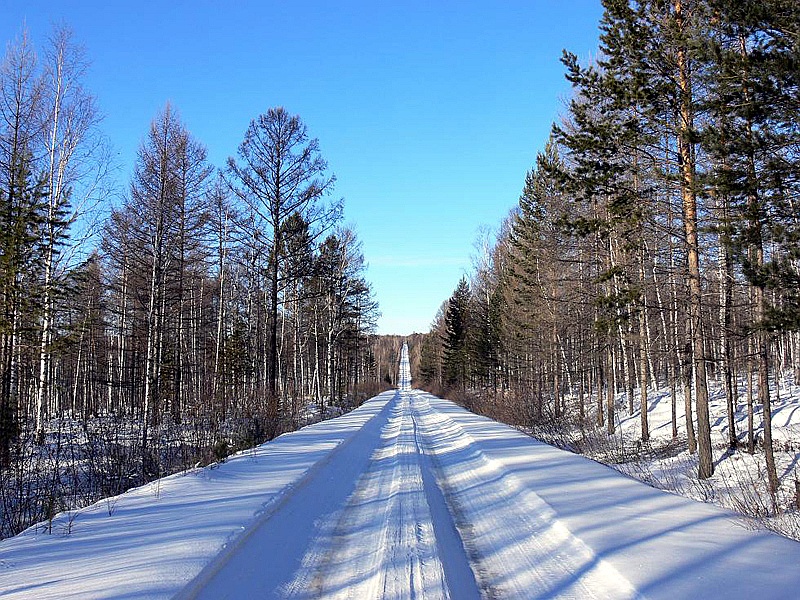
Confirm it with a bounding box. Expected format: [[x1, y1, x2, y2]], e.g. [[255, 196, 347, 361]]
[[34, 25, 105, 443]]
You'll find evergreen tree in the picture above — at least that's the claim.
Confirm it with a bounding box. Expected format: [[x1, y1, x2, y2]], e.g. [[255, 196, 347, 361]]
[[0, 145, 46, 465], [470, 282, 504, 392], [0, 29, 45, 466], [703, 0, 800, 491], [442, 277, 471, 390], [418, 333, 440, 387], [505, 142, 581, 420]]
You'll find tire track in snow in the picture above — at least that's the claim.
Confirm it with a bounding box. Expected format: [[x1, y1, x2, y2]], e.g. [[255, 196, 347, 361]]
[[413, 391, 642, 600], [411, 401, 482, 600], [284, 392, 479, 599]]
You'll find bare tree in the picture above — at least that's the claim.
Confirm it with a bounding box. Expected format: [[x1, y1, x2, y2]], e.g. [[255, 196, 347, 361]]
[[226, 107, 338, 430], [34, 24, 106, 443], [105, 104, 211, 476]]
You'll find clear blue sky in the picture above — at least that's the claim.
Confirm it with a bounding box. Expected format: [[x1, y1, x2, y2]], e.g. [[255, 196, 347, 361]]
[[1, 0, 602, 335]]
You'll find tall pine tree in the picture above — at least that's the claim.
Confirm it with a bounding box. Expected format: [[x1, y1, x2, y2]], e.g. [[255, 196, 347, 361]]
[[442, 277, 471, 391]]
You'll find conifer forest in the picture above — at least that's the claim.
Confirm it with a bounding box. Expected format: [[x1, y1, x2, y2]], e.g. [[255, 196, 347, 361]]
[[2, 0, 799, 543], [419, 0, 800, 520]]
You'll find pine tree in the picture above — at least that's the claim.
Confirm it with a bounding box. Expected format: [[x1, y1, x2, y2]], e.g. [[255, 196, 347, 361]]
[[0, 28, 45, 466], [506, 142, 580, 420], [418, 333, 441, 387], [442, 277, 471, 390], [470, 282, 504, 392], [552, 4, 656, 433], [0, 145, 46, 465], [703, 0, 800, 492]]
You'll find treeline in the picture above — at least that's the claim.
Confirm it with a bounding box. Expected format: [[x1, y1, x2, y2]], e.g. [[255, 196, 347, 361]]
[[0, 26, 381, 537], [373, 333, 425, 387], [420, 0, 799, 494]]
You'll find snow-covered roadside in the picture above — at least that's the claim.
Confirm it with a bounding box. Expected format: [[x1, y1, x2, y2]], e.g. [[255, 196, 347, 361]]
[[567, 375, 800, 535], [0, 392, 395, 599], [424, 390, 800, 599]]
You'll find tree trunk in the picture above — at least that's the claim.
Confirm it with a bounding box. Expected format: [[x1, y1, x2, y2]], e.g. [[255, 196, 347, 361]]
[[606, 344, 615, 435], [675, 0, 713, 478], [719, 213, 737, 450], [639, 249, 649, 442], [268, 234, 279, 429], [682, 319, 697, 454]]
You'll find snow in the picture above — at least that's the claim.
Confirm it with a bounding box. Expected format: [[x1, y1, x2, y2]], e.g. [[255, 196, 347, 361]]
[[0, 395, 392, 599], [596, 374, 800, 527], [1, 348, 800, 598], [399, 341, 412, 392]]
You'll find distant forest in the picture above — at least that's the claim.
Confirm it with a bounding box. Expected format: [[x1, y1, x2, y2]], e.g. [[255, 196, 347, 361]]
[[0, 25, 400, 537], [419, 0, 799, 495]]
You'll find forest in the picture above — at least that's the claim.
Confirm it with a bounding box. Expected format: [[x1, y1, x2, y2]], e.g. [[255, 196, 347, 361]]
[[2, 0, 798, 544], [0, 25, 395, 538], [419, 0, 800, 525]]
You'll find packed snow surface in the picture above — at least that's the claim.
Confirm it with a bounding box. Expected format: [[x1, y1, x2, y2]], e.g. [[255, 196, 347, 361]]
[[1, 353, 800, 599]]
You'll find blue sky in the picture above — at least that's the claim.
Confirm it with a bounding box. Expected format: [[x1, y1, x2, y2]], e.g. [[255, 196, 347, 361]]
[[1, 1, 602, 335]]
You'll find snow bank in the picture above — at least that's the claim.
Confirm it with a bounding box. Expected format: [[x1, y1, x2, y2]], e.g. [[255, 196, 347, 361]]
[[0, 392, 394, 599]]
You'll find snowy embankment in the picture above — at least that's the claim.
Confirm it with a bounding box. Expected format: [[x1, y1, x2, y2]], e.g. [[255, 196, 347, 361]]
[[594, 375, 800, 529], [0, 395, 392, 599], [2, 388, 800, 598]]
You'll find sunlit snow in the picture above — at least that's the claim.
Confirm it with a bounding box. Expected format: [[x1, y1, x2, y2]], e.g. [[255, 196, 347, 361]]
[[1, 346, 799, 598]]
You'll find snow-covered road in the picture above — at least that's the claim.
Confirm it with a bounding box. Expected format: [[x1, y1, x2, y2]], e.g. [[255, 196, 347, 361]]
[[176, 387, 800, 600], [193, 390, 605, 599], [3, 347, 800, 598]]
